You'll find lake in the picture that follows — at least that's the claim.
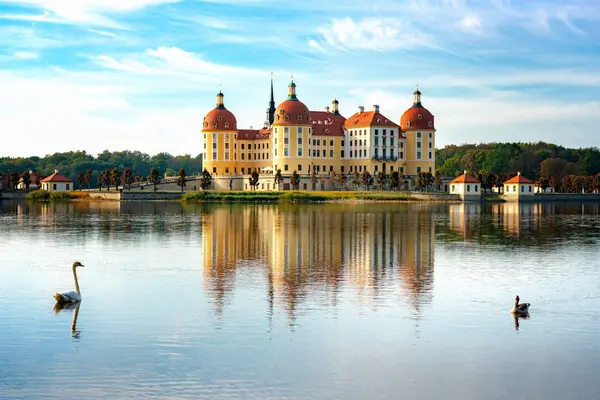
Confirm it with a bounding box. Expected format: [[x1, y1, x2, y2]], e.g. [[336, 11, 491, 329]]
[[1, 200, 599, 399]]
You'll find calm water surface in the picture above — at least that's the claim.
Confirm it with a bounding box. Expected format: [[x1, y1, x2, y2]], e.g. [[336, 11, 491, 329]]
[[1, 201, 600, 399]]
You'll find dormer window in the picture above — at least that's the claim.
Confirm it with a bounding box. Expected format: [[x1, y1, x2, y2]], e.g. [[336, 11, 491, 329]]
[[218, 116, 223, 121], [285, 115, 289, 121], [418, 114, 422, 120], [377, 119, 381, 124], [276, 116, 280, 121], [204, 122, 208, 128], [385, 119, 388, 123], [213, 122, 217, 128], [406, 121, 411, 127], [298, 115, 302, 121], [280, 109, 284, 114], [428, 121, 433, 127], [225, 122, 229, 128]]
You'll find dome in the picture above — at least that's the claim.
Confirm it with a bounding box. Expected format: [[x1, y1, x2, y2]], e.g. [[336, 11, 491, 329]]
[[272, 79, 311, 125], [273, 99, 311, 125], [401, 88, 435, 130], [202, 91, 237, 131], [401, 106, 434, 130]]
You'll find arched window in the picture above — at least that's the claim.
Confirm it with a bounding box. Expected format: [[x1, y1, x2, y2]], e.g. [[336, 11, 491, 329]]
[[285, 115, 289, 121]]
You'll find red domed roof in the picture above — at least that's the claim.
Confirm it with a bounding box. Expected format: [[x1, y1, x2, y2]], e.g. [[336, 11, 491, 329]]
[[400, 89, 435, 130], [202, 91, 237, 131], [203, 107, 237, 131], [273, 99, 311, 126]]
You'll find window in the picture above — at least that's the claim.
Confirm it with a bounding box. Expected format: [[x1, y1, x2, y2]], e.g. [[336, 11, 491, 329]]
[[225, 152, 229, 160], [521, 185, 524, 192], [330, 140, 333, 146], [225, 167, 229, 174], [341, 150, 345, 158], [212, 167, 216, 173], [330, 165, 333, 172], [213, 152, 217, 159], [429, 167, 432, 173], [248, 152, 251, 159], [383, 138, 387, 146], [383, 129, 387, 136], [429, 152, 432, 159], [203, 143, 206, 149], [417, 151, 422, 159], [341, 166, 345, 173], [467, 185, 471, 192], [429, 132, 432, 138], [66, 184, 70, 190], [406, 121, 411, 127], [375, 137, 379, 145], [330, 150, 333, 158], [284, 127, 289, 134], [203, 153, 206, 160], [241, 153, 245, 160], [341, 140, 345, 146], [298, 115, 302, 121], [475, 185, 478, 191], [298, 148, 303, 157], [417, 142, 421, 148], [400, 142, 404, 149], [298, 138, 303, 145], [375, 148, 379, 158], [285, 115, 289, 121], [375, 129, 379, 136], [241, 168, 245, 175], [390, 138, 394, 146], [417, 132, 422, 138], [284, 137, 289, 144], [428, 121, 433, 127], [254, 144, 257, 150], [452, 185, 455, 192], [383, 149, 387, 158], [284, 148, 289, 157], [285, 165, 288, 171], [213, 143, 217, 149], [417, 167, 421, 173], [529, 185, 532, 192], [298, 164, 302, 171], [298, 127, 303, 134], [274, 138, 278, 144], [375, 166, 378, 172], [400, 152, 404, 159], [225, 143, 229, 149], [418, 114, 422, 120]]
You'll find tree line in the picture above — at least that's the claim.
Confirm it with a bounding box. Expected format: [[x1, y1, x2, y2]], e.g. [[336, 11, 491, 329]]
[[0, 150, 203, 190], [437, 142, 600, 193]]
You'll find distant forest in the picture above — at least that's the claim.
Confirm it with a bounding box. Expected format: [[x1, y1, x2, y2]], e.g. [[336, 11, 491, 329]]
[[436, 142, 600, 178], [0, 151, 203, 188]]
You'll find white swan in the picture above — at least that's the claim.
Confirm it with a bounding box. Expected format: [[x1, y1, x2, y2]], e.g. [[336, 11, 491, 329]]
[[510, 295, 530, 314], [53, 261, 84, 303]]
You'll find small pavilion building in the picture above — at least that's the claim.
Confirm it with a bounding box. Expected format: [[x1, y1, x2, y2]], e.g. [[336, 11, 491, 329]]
[[40, 170, 73, 192], [503, 172, 534, 201], [449, 171, 480, 201]]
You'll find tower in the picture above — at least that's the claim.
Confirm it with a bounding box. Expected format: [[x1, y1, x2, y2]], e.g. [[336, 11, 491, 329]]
[[265, 73, 276, 127]]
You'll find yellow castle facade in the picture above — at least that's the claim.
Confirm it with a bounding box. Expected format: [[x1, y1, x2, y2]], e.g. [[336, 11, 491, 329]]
[[201, 78, 436, 189]]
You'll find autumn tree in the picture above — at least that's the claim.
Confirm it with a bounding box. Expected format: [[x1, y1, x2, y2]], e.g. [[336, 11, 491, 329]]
[[337, 172, 348, 190], [290, 170, 300, 190], [77, 172, 85, 191], [110, 168, 121, 190], [352, 171, 360, 190], [177, 168, 187, 192], [21, 170, 31, 190], [328, 170, 336, 190], [361, 170, 373, 190], [310, 169, 318, 190], [122, 167, 133, 191], [102, 169, 111, 191], [200, 169, 212, 190], [85, 169, 92, 191], [148, 167, 161, 191], [376, 171, 387, 191], [274, 169, 283, 190], [389, 171, 400, 191], [434, 171, 443, 191], [249, 170, 260, 190]]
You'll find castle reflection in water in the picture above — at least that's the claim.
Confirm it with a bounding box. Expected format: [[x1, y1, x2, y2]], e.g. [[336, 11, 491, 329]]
[[201, 204, 437, 319]]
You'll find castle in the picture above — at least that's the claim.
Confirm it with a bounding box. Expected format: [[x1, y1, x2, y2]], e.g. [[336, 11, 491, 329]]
[[202, 77, 436, 190]]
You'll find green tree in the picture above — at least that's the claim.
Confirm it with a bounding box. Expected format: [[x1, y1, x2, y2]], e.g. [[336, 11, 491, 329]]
[[274, 169, 283, 190], [148, 167, 161, 191], [290, 170, 300, 190], [177, 168, 187, 192], [249, 170, 260, 190], [21, 170, 31, 190], [200, 169, 212, 190]]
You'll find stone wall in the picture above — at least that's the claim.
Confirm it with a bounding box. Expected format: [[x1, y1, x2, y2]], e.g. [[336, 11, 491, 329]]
[[89, 191, 184, 201], [409, 192, 462, 202], [535, 194, 600, 202], [0, 192, 27, 200]]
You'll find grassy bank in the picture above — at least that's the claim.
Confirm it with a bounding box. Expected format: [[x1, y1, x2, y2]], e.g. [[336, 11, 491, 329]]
[[25, 190, 90, 202], [182, 190, 415, 203]]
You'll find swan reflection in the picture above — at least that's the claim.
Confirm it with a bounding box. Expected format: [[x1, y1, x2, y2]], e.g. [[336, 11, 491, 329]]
[[53, 301, 82, 338]]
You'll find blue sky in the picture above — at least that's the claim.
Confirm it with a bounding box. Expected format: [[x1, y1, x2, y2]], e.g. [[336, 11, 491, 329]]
[[0, 0, 599, 157]]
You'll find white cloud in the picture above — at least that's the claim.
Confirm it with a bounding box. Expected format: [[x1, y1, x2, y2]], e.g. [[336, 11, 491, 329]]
[[13, 51, 39, 59], [456, 14, 483, 34], [318, 17, 431, 51], [0, 0, 181, 27]]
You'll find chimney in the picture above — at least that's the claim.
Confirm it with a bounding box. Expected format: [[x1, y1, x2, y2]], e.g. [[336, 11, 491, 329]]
[[54, 169, 58, 174], [463, 170, 467, 175], [325, 106, 330, 112], [373, 105, 379, 112], [517, 171, 521, 175], [358, 106, 364, 114]]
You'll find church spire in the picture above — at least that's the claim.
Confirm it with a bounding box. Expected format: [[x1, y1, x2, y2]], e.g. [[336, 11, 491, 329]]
[[268, 72, 275, 125]]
